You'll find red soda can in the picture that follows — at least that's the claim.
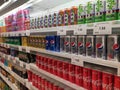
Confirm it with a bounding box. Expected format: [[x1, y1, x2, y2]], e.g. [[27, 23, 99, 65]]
[[35, 74, 39, 88], [92, 70, 102, 90], [108, 73, 114, 90], [53, 85, 59, 90], [48, 83, 54, 90], [57, 61, 63, 78], [58, 87, 64, 90], [36, 55, 39, 67], [63, 62, 69, 80], [43, 57, 47, 70], [75, 66, 83, 86], [114, 75, 120, 90], [48, 58, 53, 73], [41, 56, 45, 70], [39, 55, 42, 68], [69, 64, 75, 83], [45, 80, 49, 90], [38, 76, 41, 89], [102, 72, 109, 90], [41, 78, 45, 90], [32, 73, 35, 86], [52, 59, 58, 75], [83, 68, 92, 90], [27, 70, 32, 82]]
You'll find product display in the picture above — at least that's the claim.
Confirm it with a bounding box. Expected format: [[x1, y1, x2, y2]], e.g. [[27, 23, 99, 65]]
[[0, 0, 120, 90]]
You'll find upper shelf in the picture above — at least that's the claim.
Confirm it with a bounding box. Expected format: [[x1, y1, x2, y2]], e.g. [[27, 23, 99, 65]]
[[1, 20, 120, 37]]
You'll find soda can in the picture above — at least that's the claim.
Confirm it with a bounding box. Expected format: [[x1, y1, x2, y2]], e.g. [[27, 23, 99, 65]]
[[58, 10, 64, 26], [27, 70, 32, 82], [75, 66, 83, 86], [69, 64, 75, 83], [63, 62, 69, 80], [38, 76, 41, 89], [64, 36, 71, 53], [70, 36, 77, 54], [44, 15, 48, 28], [78, 36, 86, 55], [52, 13, 58, 27], [92, 70, 102, 90], [83, 68, 92, 90], [48, 58, 53, 73], [107, 35, 120, 61], [114, 75, 120, 90], [57, 61, 63, 78], [41, 56, 45, 70], [58, 87, 64, 90], [52, 59, 58, 75], [45, 80, 49, 90], [43, 57, 47, 71], [56, 36, 60, 52], [53, 85, 59, 90], [48, 14, 52, 27], [96, 36, 107, 59], [64, 8, 70, 26], [40, 16, 44, 28], [60, 36, 65, 52], [35, 74, 39, 88], [38, 55, 42, 69], [86, 36, 96, 57], [45, 36, 50, 50], [48, 83, 54, 90], [50, 36, 56, 51], [102, 72, 114, 90], [32, 73, 35, 86]]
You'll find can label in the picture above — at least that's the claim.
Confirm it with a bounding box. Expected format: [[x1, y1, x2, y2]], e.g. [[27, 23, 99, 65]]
[[48, 14, 52, 27], [64, 36, 71, 53], [107, 36, 120, 61], [78, 36, 86, 55], [75, 66, 83, 86], [114, 76, 120, 90], [63, 62, 69, 80], [71, 36, 77, 54], [57, 61, 63, 77], [69, 64, 75, 83]]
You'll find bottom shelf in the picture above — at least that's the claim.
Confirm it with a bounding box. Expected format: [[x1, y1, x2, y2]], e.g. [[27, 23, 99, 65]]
[[0, 73, 18, 90]]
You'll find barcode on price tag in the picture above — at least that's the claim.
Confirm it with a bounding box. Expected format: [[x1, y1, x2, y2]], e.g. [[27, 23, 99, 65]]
[[57, 29, 66, 35]]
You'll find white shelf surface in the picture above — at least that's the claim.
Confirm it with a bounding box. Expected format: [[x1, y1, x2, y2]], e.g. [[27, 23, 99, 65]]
[[30, 64, 85, 90], [0, 73, 19, 90]]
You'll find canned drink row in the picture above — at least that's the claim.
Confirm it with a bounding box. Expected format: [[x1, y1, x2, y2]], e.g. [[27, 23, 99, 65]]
[[27, 70, 64, 90], [36, 54, 120, 90]]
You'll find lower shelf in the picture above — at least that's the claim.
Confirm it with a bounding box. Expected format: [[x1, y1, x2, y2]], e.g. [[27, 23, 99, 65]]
[[0, 73, 19, 90]]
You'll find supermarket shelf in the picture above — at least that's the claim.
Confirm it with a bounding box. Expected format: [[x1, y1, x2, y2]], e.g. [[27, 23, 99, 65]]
[[30, 64, 85, 90], [0, 73, 19, 90], [1, 43, 120, 74], [0, 62, 27, 86], [1, 20, 120, 37]]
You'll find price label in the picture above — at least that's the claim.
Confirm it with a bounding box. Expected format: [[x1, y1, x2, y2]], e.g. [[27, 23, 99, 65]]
[[57, 29, 66, 35], [74, 25, 86, 35], [94, 23, 112, 35], [26, 30, 30, 36], [19, 46, 22, 51], [20, 61, 23, 67], [71, 55, 83, 66]]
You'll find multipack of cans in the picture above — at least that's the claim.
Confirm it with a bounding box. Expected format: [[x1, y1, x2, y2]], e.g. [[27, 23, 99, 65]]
[[35, 54, 120, 90]]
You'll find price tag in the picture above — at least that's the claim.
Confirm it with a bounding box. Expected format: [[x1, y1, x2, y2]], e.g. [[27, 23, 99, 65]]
[[74, 25, 86, 35], [19, 46, 22, 51], [26, 30, 30, 36], [71, 55, 83, 66], [94, 23, 112, 35], [57, 28, 66, 35], [26, 47, 30, 53], [20, 61, 23, 67]]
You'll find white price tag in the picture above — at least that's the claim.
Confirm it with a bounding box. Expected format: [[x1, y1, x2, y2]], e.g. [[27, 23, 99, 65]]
[[19, 46, 22, 51], [26, 47, 30, 53], [74, 25, 86, 35], [57, 29, 66, 35], [71, 55, 83, 66], [94, 23, 112, 35], [26, 30, 30, 36], [20, 61, 23, 67]]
